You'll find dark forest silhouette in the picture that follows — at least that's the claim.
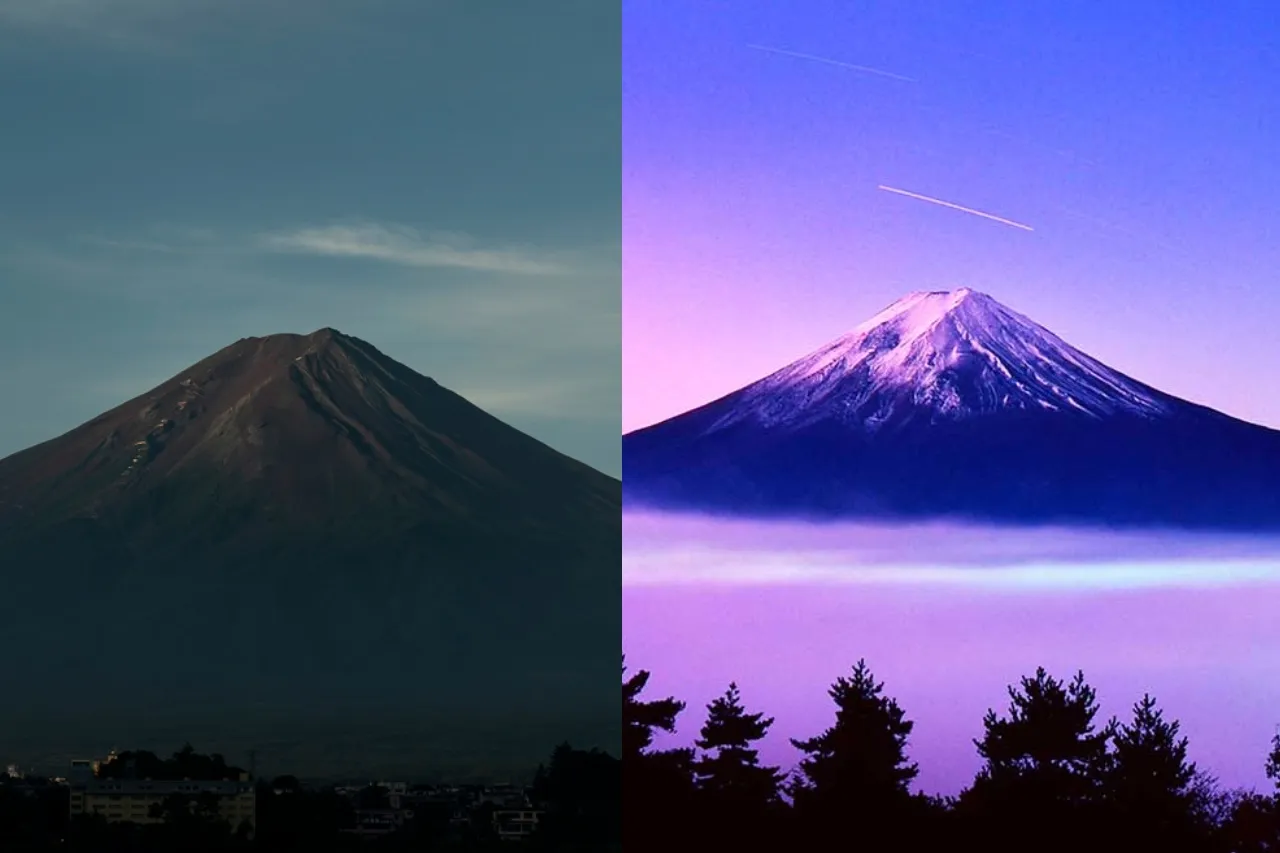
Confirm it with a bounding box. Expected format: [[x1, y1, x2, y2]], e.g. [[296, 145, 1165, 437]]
[[624, 654, 1280, 852]]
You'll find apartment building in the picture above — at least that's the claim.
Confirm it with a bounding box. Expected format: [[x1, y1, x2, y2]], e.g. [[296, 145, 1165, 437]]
[[68, 759, 256, 832]]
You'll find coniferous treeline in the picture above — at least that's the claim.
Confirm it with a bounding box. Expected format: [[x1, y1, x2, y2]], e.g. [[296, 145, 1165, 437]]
[[623, 655, 1280, 853]]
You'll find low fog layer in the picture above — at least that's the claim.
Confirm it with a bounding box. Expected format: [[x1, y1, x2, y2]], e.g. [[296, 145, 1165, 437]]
[[623, 511, 1280, 588]]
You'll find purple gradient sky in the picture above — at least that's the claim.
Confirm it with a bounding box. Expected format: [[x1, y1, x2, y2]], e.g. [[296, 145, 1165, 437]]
[[624, 1, 1280, 432]]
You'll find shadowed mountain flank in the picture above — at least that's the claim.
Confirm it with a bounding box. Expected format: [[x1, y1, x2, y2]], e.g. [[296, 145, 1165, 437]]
[[0, 329, 620, 779]]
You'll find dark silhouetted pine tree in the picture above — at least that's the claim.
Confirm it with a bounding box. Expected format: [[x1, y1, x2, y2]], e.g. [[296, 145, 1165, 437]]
[[975, 668, 1112, 785], [1107, 694, 1208, 851], [693, 682, 786, 844], [695, 683, 784, 803], [788, 660, 920, 847], [962, 668, 1114, 853], [623, 655, 684, 760], [622, 656, 695, 850]]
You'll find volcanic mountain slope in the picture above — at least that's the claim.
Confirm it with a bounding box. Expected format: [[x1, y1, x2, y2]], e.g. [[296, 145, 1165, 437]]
[[623, 288, 1280, 530], [0, 329, 620, 779]]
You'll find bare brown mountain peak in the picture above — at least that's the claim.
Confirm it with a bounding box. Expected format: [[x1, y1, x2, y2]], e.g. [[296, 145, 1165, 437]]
[[209, 326, 360, 363], [279, 326, 354, 352], [135, 329, 441, 421], [0, 330, 615, 539]]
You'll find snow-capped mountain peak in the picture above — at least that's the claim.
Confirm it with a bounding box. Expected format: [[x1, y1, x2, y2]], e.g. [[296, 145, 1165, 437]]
[[849, 286, 987, 338], [705, 288, 1174, 434]]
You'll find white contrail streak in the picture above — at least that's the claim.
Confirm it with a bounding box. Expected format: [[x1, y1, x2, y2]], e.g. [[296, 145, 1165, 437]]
[[746, 44, 916, 82], [877, 185, 1035, 232]]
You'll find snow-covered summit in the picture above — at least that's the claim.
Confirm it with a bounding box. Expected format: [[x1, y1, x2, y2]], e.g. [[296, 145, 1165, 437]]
[[705, 288, 1175, 434]]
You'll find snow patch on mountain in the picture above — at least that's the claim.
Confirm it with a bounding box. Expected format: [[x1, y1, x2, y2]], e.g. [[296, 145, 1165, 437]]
[[705, 288, 1174, 435]]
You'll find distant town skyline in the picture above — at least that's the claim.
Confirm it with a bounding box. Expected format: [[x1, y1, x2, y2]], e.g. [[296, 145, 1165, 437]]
[[0, 0, 620, 477], [624, 0, 1280, 434]]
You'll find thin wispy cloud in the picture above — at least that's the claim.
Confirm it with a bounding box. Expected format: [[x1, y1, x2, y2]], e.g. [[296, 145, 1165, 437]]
[[262, 223, 573, 276], [878, 185, 1035, 232], [76, 223, 603, 277], [65, 220, 611, 285], [746, 43, 916, 83]]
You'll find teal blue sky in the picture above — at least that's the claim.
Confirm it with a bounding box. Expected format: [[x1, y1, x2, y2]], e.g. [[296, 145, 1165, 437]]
[[0, 0, 620, 477]]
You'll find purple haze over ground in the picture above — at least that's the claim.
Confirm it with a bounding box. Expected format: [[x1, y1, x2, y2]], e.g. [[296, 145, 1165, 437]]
[[623, 511, 1280, 795]]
